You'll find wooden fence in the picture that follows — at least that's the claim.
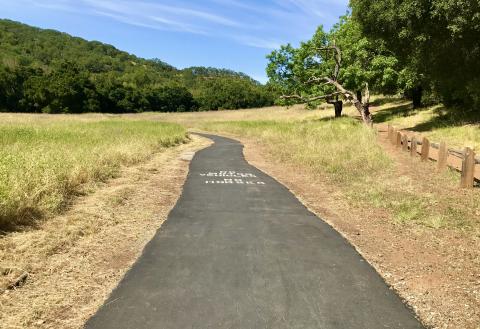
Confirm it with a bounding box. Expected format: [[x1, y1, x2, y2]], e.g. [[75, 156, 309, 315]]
[[387, 124, 480, 188]]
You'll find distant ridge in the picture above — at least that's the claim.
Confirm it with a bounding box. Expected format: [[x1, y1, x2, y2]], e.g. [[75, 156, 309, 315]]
[[0, 19, 273, 113]]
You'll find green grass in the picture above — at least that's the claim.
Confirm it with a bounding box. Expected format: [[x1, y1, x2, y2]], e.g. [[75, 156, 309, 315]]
[[0, 118, 186, 230]]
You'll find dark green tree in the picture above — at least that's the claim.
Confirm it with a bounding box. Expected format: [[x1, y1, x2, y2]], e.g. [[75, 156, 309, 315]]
[[145, 85, 197, 112], [350, 0, 480, 110], [329, 15, 400, 101]]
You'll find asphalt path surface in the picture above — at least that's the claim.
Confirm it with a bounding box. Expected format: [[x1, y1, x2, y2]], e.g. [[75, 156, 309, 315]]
[[85, 133, 424, 329]]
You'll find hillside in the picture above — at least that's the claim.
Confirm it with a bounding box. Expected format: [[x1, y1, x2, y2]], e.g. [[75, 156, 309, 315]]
[[0, 19, 273, 113]]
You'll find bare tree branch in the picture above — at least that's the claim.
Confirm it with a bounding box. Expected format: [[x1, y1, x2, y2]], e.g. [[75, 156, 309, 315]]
[[305, 76, 329, 85], [314, 44, 342, 81], [280, 92, 342, 103]]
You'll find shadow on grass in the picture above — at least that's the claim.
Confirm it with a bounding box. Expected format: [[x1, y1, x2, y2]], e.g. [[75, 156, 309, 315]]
[[407, 106, 480, 132], [372, 99, 480, 133], [307, 116, 336, 123], [370, 96, 405, 107], [372, 103, 415, 123], [0, 209, 43, 235], [308, 115, 363, 124]]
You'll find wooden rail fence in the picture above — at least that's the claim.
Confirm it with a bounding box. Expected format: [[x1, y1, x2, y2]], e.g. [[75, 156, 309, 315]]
[[387, 124, 480, 188]]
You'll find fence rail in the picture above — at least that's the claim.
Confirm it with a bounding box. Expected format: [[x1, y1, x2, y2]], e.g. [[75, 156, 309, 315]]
[[387, 125, 479, 188]]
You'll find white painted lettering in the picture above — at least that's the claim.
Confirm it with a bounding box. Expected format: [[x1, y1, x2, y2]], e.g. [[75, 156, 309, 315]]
[[200, 171, 266, 186]]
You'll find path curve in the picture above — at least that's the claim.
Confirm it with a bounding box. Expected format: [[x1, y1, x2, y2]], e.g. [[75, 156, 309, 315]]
[[85, 133, 423, 329]]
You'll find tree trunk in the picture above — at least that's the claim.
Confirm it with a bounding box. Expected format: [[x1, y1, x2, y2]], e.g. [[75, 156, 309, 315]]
[[334, 101, 343, 117], [362, 103, 372, 125], [323, 77, 372, 125], [327, 97, 343, 118], [412, 86, 423, 108], [356, 90, 362, 103]]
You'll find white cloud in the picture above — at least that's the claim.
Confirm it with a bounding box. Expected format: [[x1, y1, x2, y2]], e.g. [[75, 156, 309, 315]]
[[148, 3, 241, 27], [234, 36, 282, 50], [148, 15, 208, 34], [210, 0, 271, 13], [80, 0, 288, 49], [82, 0, 242, 29], [274, 0, 347, 18], [23, 0, 78, 12], [91, 10, 207, 34]]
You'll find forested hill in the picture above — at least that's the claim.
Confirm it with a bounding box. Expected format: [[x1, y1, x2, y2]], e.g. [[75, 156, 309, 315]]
[[0, 19, 274, 113]]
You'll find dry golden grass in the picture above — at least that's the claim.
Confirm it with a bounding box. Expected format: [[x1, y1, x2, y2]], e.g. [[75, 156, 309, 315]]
[[0, 113, 187, 230], [129, 103, 360, 127]]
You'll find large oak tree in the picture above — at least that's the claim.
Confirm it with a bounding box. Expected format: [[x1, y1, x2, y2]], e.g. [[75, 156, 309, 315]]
[[266, 17, 402, 124]]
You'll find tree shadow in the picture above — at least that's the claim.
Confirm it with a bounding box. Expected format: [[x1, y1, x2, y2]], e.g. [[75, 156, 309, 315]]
[[406, 106, 480, 132], [370, 95, 405, 107], [308, 115, 335, 123], [309, 115, 362, 124], [372, 103, 415, 123]]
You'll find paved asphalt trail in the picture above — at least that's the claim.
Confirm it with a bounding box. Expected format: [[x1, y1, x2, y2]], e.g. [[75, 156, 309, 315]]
[[85, 134, 424, 329]]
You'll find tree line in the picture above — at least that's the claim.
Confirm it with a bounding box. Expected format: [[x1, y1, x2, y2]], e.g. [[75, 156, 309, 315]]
[[267, 0, 480, 115], [0, 19, 274, 113]]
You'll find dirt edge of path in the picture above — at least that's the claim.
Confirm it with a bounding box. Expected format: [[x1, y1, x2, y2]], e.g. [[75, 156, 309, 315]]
[[0, 135, 212, 329], [211, 132, 479, 329]]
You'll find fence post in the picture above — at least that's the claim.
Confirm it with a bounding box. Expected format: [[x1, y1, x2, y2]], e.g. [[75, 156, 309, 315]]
[[391, 128, 397, 145], [396, 132, 402, 148], [387, 124, 392, 141], [421, 137, 430, 161], [410, 137, 417, 157], [460, 147, 476, 188], [437, 141, 448, 172], [402, 134, 409, 151]]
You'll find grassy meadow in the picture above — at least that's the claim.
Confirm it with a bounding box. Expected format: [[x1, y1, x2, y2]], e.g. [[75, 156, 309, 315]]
[[114, 99, 480, 232], [0, 113, 187, 230], [1, 99, 479, 233], [131, 103, 360, 127]]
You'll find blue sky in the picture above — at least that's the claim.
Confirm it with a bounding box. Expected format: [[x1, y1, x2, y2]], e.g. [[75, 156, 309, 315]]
[[0, 0, 349, 83]]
